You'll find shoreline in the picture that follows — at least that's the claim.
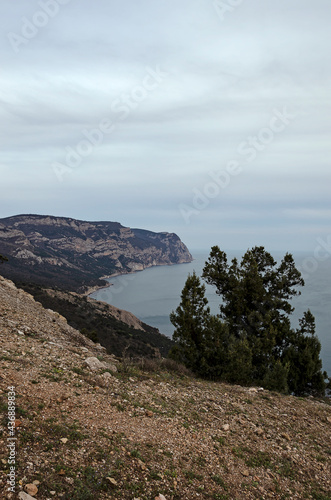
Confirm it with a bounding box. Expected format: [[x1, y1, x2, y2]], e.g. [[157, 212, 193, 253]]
[[82, 259, 194, 298]]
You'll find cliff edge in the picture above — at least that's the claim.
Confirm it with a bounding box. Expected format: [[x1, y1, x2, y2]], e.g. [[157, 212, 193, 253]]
[[0, 214, 193, 292]]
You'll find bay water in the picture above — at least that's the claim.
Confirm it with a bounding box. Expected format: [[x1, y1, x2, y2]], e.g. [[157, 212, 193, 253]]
[[91, 251, 331, 376]]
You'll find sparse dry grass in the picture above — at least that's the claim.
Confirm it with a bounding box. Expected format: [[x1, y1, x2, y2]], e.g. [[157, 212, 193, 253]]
[[0, 275, 330, 499]]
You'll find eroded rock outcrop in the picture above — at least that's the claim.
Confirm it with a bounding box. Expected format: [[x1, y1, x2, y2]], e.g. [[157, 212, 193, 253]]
[[0, 214, 192, 291]]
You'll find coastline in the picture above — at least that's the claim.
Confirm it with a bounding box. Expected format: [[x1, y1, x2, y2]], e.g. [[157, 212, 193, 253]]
[[82, 271, 140, 297], [82, 259, 194, 298], [82, 281, 112, 297]]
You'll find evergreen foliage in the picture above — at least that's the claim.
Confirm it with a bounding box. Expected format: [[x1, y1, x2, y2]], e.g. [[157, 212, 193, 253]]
[[169, 246, 327, 395], [170, 272, 211, 374], [19, 283, 174, 359], [0, 254, 8, 264]]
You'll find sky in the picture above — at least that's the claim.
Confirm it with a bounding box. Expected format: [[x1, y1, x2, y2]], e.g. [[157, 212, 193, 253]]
[[1, 0, 330, 253]]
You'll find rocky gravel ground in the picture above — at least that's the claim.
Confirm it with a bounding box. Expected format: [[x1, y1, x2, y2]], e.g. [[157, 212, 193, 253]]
[[0, 275, 330, 500]]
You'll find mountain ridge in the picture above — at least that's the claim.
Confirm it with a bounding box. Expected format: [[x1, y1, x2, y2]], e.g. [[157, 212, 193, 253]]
[[0, 214, 193, 292]]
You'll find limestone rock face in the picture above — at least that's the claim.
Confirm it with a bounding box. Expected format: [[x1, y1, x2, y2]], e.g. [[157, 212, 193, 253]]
[[0, 214, 193, 291]]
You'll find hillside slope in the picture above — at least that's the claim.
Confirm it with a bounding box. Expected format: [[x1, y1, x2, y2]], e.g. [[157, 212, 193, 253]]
[[0, 214, 193, 292], [19, 282, 174, 358], [0, 275, 330, 500]]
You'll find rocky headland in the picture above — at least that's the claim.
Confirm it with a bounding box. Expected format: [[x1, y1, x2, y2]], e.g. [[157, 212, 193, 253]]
[[0, 214, 193, 292]]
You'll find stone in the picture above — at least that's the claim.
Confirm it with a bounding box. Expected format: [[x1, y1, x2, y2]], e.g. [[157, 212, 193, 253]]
[[95, 343, 106, 350], [19, 493, 36, 500], [60, 438, 68, 444], [106, 477, 118, 486], [155, 495, 167, 500], [24, 483, 38, 496], [107, 364, 118, 373], [222, 424, 230, 431], [241, 469, 250, 477], [84, 357, 106, 371], [84, 356, 117, 373], [137, 459, 147, 470]]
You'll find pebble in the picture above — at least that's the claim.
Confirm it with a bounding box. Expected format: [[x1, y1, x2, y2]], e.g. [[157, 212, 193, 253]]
[[137, 459, 147, 470], [24, 483, 38, 496], [222, 424, 230, 431], [106, 477, 118, 486], [18, 493, 36, 500]]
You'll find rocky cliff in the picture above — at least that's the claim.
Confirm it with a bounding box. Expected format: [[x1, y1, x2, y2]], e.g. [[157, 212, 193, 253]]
[[0, 214, 193, 291]]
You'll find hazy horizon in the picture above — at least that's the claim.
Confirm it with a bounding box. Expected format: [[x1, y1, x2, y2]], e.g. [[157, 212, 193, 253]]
[[1, 1, 330, 253]]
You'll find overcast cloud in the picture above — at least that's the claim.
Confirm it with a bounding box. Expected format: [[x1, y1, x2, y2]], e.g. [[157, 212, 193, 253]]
[[1, 0, 330, 252]]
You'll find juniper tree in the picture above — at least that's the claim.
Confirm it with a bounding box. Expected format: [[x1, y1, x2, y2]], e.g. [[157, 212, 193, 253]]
[[202, 246, 326, 394], [169, 272, 211, 373], [169, 272, 251, 382], [282, 310, 326, 395]]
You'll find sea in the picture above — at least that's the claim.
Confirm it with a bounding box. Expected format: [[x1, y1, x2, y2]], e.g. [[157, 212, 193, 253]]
[[90, 251, 331, 377]]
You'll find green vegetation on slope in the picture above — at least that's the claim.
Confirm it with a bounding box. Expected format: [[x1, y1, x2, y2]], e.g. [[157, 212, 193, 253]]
[[19, 283, 174, 359], [170, 246, 329, 396]]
